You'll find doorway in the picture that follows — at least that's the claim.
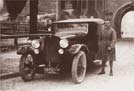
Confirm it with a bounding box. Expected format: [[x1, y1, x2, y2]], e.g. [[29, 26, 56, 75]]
[[121, 11, 134, 38]]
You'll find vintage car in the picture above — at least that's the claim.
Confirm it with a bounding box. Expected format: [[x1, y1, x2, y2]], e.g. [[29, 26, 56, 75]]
[[17, 18, 104, 84]]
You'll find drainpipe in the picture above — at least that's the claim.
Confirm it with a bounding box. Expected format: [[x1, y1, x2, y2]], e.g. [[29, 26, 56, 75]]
[[56, 0, 60, 20], [29, 0, 38, 34]]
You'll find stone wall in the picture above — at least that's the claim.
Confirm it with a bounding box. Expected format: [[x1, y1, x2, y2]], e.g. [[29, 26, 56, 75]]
[[105, 0, 131, 20], [38, 0, 56, 13], [1, 0, 132, 18], [21, 0, 56, 16]]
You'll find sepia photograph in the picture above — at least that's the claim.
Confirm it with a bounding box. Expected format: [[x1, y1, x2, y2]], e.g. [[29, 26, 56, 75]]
[[0, 0, 134, 91]]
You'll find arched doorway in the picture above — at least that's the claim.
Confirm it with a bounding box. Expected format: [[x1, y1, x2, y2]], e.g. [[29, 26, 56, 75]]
[[112, 2, 134, 38], [121, 11, 134, 38]]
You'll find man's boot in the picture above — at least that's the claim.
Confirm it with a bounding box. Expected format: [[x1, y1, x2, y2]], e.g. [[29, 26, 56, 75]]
[[98, 68, 105, 75], [109, 69, 113, 76]]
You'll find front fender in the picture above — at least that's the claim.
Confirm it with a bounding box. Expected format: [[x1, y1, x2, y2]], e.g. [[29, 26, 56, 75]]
[[68, 44, 88, 54], [17, 45, 33, 55]]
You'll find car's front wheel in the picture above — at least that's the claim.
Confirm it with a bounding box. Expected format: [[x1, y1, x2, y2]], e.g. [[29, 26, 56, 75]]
[[19, 54, 36, 81], [72, 51, 87, 84]]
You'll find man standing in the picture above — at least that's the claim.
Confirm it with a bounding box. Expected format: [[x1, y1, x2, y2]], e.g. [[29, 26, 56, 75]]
[[98, 21, 117, 76]]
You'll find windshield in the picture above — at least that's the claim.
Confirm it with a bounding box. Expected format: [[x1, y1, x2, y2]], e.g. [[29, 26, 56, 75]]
[[54, 23, 88, 34]]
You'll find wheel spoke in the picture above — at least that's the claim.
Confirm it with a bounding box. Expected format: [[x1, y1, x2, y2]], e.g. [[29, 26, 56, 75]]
[[20, 54, 35, 81], [72, 51, 87, 83]]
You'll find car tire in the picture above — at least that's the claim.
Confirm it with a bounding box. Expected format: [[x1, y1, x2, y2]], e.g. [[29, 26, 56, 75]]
[[72, 51, 87, 84], [19, 54, 36, 81]]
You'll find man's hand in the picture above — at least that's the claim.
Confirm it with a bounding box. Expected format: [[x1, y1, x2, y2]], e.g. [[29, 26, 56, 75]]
[[108, 46, 112, 51]]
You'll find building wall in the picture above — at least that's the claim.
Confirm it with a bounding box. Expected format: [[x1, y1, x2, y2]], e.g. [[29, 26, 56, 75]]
[[105, 0, 131, 20], [38, 0, 56, 14], [14, 0, 57, 16], [1, 0, 131, 18], [56, 0, 132, 20], [106, 0, 131, 13]]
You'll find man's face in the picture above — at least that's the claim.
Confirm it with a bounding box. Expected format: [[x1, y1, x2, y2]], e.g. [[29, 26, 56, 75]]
[[104, 21, 110, 28]]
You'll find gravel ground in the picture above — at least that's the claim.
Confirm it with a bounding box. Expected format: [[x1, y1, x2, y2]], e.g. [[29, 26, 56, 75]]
[[0, 40, 134, 91], [0, 51, 20, 74], [0, 37, 27, 74]]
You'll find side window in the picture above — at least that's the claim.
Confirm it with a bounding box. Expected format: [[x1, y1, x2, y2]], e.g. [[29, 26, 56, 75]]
[[87, 23, 99, 52], [88, 23, 98, 38], [97, 24, 104, 40]]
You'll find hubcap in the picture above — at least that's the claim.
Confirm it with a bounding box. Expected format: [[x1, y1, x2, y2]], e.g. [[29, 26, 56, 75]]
[[23, 55, 34, 77]]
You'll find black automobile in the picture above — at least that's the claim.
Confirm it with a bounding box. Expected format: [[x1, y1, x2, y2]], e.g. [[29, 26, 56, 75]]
[[17, 18, 104, 84]]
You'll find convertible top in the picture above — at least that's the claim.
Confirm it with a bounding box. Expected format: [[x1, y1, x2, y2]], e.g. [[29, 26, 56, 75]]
[[54, 18, 104, 24]]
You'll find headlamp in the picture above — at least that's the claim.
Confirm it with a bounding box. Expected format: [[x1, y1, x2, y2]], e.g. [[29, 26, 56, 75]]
[[31, 40, 40, 49], [48, 27, 51, 32], [59, 39, 69, 48], [58, 49, 64, 54], [34, 49, 39, 54]]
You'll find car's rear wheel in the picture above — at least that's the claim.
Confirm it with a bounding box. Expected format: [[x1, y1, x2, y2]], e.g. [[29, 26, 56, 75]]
[[72, 51, 87, 84], [19, 54, 36, 81]]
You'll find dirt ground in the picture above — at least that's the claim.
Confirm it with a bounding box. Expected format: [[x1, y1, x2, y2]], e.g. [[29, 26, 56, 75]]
[[0, 37, 27, 74], [0, 51, 20, 74]]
